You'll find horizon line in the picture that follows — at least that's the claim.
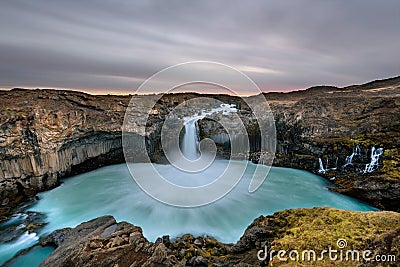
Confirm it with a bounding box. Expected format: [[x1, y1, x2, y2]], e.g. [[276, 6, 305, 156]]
[[0, 75, 398, 97]]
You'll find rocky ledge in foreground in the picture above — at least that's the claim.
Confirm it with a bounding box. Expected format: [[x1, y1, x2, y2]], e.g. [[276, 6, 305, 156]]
[[39, 207, 399, 267]]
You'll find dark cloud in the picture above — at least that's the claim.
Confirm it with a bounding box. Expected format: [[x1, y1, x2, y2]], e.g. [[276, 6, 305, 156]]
[[0, 0, 399, 94]]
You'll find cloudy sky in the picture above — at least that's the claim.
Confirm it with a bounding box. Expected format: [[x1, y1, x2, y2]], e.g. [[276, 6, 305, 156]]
[[0, 0, 399, 94]]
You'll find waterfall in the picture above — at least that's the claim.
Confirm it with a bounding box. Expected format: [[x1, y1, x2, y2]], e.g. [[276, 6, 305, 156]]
[[318, 158, 326, 174], [181, 103, 237, 160], [319, 157, 338, 173], [364, 146, 384, 173], [181, 119, 200, 160], [343, 144, 360, 167]]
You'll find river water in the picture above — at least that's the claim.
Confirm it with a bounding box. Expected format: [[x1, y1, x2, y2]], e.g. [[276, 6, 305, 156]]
[[0, 161, 375, 265]]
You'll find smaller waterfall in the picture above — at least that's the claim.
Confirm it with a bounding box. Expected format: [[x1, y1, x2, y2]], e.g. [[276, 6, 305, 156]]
[[319, 157, 339, 173], [318, 158, 326, 174], [343, 144, 360, 167], [364, 146, 384, 173]]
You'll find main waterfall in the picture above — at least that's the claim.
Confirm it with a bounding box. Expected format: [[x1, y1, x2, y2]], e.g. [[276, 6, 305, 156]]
[[180, 103, 238, 161], [181, 119, 200, 160]]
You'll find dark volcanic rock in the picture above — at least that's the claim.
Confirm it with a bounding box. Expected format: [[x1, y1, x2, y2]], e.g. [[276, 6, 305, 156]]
[[38, 208, 400, 266], [39, 215, 233, 267], [40, 216, 158, 267]]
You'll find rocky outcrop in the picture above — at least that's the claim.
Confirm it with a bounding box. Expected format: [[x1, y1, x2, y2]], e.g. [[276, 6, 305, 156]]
[[39, 216, 163, 267], [38, 208, 400, 266]]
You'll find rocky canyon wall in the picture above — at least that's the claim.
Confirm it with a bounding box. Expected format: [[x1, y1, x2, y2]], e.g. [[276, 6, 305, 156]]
[[199, 77, 400, 211], [0, 77, 399, 216], [0, 90, 162, 214]]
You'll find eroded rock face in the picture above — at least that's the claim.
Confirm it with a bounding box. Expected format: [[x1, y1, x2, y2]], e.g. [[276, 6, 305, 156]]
[[0, 90, 165, 216], [38, 208, 400, 266]]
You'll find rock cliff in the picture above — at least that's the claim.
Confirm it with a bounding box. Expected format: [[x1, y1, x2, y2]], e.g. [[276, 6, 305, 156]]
[[198, 77, 400, 211], [0, 90, 160, 216]]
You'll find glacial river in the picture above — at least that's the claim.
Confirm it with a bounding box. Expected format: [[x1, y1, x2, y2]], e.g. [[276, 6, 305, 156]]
[[0, 161, 376, 266]]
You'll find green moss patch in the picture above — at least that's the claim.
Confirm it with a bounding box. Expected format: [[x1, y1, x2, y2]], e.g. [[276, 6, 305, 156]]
[[268, 207, 400, 266]]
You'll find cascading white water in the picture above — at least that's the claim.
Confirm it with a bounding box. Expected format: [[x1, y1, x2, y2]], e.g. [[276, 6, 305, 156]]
[[344, 144, 360, 167], [0, 231, 38, 265], [181, 119, 200, 160], [181, 103, 238, 160], [318, 158, 326, 174], [364, 146, 384, 173], [320, 145, 383, 174]]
